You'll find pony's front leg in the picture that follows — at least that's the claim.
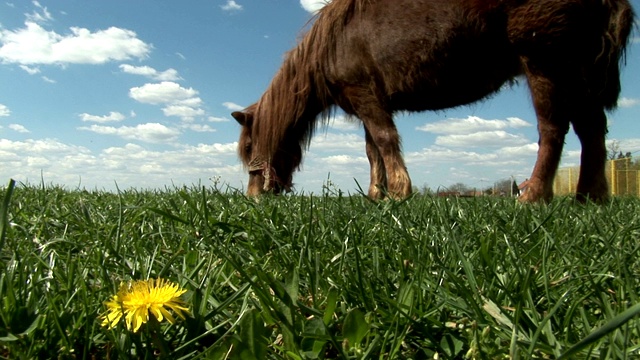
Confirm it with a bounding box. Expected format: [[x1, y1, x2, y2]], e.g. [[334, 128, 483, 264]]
[[521, 67, 570, 203], [344, 87, 412, 199], [361, 114, 411, 200], [364, 128, 387, 199]]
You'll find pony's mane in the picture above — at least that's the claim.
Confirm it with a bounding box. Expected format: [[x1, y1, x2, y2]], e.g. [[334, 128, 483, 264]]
[[251, 0, 368, 165]]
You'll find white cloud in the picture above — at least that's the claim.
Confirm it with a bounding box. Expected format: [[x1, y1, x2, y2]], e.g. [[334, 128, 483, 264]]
[[562, 150, 581, 165], [25, 155, 50, 168], [222, 102, 244, 111], [0, 138, 244, 190], [295, 152, 369, 188], [328, 114, 359, 131], [19, 64, 40, 74], [406, 147, 498, 166], [181, 123, 216, 133], [221, 0, 243, 11], [184, 142, 238, 155], [0, 138, 90, 156], [317, 154, 367, 166], [162, 105, 205, 120], [78, 123, 181, 144], [435, 131, 529, 147], [614, 138, 640, 153], [417, 116, 532, 134], [0, 22, 151, 65], [130, 82, 198, 105], [97, 143, 240, 179], [119, 64, 181, 81], [130, 82, 204, 121], [300, 0, 329, 13], [208, 116, 230, 122], [500, 143, 539, 157], [412, 147, 533, 171], [0, 104, 10, 117], [168, 98, 201, 111], [25, 1, 53, 24], [619, 97, 640, 108], [8, 124, 30, 133], [79, 111, 126, 123], [310, 132, 364, 151]]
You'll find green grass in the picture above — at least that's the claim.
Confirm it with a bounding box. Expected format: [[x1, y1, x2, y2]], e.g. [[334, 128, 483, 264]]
[[1, 179, 640, 359]]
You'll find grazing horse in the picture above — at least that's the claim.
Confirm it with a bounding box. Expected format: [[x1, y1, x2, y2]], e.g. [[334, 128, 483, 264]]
[[233, 0, 634, 202]]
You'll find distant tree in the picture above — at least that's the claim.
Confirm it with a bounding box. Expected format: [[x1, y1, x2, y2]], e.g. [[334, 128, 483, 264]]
[[610, 148, 638, 170], [618, 153, 639, 169], [421, 183, 433, 196], [448, 182, 469, 194], [611, 151, 633, 160], [608, 140, 621, 160], [493, 179, 512, 196]]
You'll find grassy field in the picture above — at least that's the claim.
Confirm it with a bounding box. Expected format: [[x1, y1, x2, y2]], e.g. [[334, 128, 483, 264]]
[[1, 179, 640, 359]]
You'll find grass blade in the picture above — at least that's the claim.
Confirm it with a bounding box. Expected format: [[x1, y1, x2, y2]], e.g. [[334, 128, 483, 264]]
[[559, 303, 640, 359], [0, 179, 15, 255]]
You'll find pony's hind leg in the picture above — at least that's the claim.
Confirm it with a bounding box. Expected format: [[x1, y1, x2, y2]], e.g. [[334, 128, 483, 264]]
[[364, 128, 387, 199], [571, 108, 609, 203], [520, 65, 571, 203]]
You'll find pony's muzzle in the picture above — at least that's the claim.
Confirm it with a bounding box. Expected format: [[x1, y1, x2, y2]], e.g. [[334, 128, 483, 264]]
[[246, 171, 267, 196], [246, 170, 290, 196]]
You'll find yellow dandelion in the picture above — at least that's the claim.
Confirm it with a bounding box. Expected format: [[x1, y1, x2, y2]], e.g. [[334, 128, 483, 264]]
[[101, 278, 190, 332]]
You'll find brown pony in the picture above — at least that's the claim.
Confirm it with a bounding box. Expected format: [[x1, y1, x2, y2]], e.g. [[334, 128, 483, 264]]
[[232, 0, 634, 202]]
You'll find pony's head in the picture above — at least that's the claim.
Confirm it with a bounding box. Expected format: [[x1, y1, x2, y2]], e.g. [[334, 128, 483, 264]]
[[233, 104, 301, 197], [232, 1, 340, 197]]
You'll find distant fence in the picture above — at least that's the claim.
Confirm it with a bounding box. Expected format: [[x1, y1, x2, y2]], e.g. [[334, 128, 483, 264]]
[[554, 157, 640, 197]]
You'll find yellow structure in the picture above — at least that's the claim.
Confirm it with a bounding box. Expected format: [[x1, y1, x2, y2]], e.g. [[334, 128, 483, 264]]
[[554, 157, 640, 197]]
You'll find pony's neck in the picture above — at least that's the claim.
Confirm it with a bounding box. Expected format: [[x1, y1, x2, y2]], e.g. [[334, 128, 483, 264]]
[[253, 54, 330, 164]]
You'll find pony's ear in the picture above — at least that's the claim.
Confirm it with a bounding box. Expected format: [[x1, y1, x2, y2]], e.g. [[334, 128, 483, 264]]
[[232, 111, 245, 125], [232, 111, 253, 126]]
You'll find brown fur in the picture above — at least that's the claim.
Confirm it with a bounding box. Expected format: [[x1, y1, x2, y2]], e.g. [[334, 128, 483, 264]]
[[233, 0, 634, 201]]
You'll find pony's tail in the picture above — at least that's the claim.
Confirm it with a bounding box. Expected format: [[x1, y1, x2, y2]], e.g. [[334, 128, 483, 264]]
[[594, 0, 635, 110]]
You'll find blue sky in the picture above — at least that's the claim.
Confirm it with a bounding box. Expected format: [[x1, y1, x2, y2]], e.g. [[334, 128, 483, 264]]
[[1, 0, 639, 193]]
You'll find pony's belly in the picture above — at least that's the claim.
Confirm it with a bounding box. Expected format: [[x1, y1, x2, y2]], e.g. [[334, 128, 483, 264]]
[[388, 71, 520, 112]]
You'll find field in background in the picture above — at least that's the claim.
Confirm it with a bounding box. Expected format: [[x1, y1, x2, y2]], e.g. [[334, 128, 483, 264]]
[[1, 181, 640, 359]]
